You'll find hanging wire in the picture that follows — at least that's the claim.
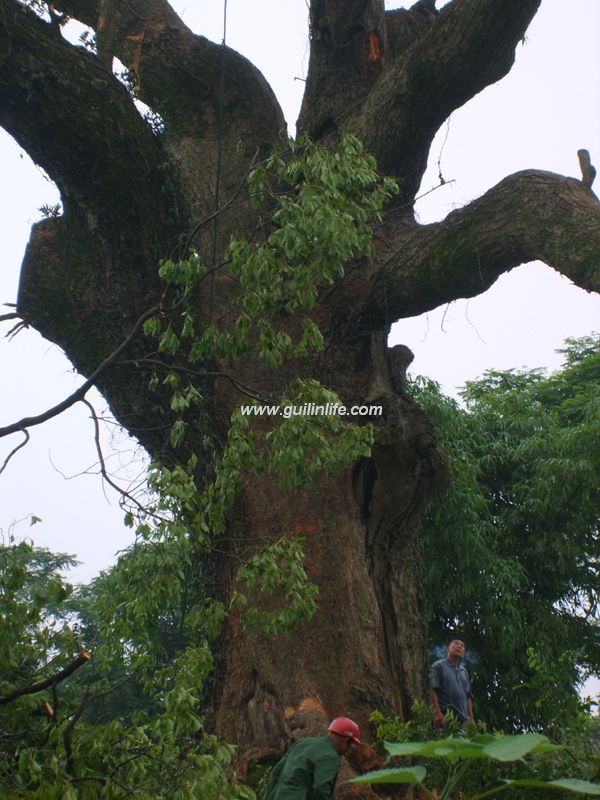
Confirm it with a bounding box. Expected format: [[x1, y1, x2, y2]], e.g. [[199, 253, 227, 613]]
[[208, 0, 228, 324]]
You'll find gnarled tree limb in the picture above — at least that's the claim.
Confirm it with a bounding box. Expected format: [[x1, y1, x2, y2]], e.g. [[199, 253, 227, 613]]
[[0, 1, 170, 226], [347, 170, 600, 331], [52, 0, 285, 158], [356, 0, 541, 201], [52, 0, 285, 254], [299, 0, 541, 206]]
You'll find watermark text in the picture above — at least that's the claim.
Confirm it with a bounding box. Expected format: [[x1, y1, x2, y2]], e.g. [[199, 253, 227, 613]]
[[240, 402, 383, 419]]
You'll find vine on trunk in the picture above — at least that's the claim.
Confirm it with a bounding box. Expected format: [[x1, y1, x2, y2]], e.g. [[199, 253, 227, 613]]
[[133, 134, 396, 632]]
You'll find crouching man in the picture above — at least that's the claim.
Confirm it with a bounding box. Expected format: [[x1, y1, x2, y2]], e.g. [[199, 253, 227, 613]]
[[266, 717, 362, 799]]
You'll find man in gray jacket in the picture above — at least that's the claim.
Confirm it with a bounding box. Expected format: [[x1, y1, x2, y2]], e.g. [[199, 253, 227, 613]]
[[430, 639, 475, 728]]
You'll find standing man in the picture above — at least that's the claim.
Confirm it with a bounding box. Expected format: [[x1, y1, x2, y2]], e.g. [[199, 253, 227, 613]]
[[265, 716, 361, 799], [430, 639, 475, 728]]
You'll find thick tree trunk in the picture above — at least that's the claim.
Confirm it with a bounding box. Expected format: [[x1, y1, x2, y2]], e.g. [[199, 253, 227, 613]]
[[212, 335, 446, 758], [216, 470, 413, 750], [2, 1, 600, 792]]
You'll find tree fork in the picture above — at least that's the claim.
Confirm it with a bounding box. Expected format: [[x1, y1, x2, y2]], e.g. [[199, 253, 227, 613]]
[[52, 0, 286, 234], [299, 0, 541, 205], [0, 0, 172, 225]]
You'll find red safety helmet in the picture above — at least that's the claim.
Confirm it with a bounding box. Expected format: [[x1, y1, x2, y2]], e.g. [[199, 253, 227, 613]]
[[327, 716, 361, 745]]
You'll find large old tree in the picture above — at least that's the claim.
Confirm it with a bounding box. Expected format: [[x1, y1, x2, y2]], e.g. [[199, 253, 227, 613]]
[[1, 0, 599, 764]]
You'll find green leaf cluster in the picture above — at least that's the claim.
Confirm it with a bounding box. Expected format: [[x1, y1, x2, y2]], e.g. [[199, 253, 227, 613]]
[[369, 702, 439, 751], [0, 537, 255, 799], [204, 379, 373, 535], [350, 733, 600, 799], [231, 538, 318, 635], [223, 135, 397, 365], [144, 136, 397, 372]]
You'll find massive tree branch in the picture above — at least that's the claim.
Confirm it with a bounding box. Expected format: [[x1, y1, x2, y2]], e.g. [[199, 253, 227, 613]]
[[356, 0, 541, 202], [0, 1, 171, 229], [52, 0, 285, 164], [345, 171, 600, 331], [298, 0, 385, 139], [298, 0, 541, 205]]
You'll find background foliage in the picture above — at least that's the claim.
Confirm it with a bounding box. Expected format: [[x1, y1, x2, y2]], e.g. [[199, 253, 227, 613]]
[[414, 334, 600, 730]]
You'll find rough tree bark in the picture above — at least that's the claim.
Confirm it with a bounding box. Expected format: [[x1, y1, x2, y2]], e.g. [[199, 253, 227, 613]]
[[1, 0, 599, 786]]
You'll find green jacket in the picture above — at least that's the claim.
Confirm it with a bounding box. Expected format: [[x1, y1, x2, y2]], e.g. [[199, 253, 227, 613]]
[[265, 735, 341, 800]]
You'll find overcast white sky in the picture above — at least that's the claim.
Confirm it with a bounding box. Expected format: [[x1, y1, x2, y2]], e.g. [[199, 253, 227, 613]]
[[0, 0, 599, 699]]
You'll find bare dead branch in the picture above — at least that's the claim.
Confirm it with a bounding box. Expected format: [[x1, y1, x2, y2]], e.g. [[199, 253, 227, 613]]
[[81, 398, 153, 517], [0, 301, 162, 440], [0, 306, 28, 338], [0, 651, 91, 706], [5, 321, 29, 340], [0, 430, 30, 475]]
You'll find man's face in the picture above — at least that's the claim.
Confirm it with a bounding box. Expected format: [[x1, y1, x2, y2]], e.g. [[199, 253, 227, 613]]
[[448, 639, 465, 659], [330, 732, 353, 755]]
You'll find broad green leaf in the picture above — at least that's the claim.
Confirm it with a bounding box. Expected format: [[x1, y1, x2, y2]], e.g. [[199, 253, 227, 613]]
[[385, 740, 433, 757], [142, 316, 161, 337], [386, 737, 487, 761], [385, 734, 557, 763], [476, 733, 559, 761], [349, 766, 427, 785], [503, 778, 600, 795]]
